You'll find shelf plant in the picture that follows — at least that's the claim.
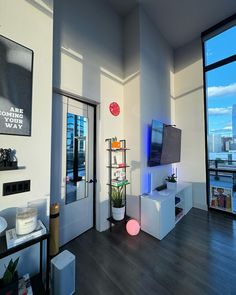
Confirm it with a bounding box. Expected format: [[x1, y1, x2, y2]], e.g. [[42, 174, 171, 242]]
[[0, 257, 19, 295], [111, 186, 125, 220], [166, 173, 177, 190], [166, 173, 177, 183]]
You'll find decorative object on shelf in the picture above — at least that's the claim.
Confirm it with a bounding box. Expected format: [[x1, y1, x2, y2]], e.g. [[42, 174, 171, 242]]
[[118, 163, 126, 168], [0, 257, 19, 295], [18, 273, 33, 295], [113, 155, 118, 166], [0, 34, 33, 136], [109, 102, 120, 116], [15, 207, 38, 235], [126, 219, 140, 236], [0, 148, 18, 170], [111, 137, 121, 149], [0, 216, 7, 235], [166, 173, 177, 190], [105, 138, 130, 229], [111, 186, 125, 221], [6, 219, 46, 249], [114, 170, 126, 181]]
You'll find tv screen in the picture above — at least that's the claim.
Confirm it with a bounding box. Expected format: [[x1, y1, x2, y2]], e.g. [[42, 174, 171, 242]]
[[148, 120, 181, 166], [161, 126, 181, 165]]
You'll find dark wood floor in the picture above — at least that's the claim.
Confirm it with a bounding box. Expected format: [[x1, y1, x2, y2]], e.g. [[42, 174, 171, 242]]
[[63, 208, 236, 295]]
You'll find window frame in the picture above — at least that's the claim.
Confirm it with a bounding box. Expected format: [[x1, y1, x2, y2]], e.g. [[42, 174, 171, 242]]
[[201, 13, 236, 214]]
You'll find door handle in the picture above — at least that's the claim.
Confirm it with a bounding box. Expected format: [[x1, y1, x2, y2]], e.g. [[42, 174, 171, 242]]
[[86, 179, 97, 184]]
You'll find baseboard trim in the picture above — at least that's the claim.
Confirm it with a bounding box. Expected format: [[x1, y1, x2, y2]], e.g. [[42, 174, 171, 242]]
[[193, 203, 208, 211]]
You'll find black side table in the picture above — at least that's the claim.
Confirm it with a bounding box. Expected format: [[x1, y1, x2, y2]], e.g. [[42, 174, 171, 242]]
[[0, 227, 50, 294]]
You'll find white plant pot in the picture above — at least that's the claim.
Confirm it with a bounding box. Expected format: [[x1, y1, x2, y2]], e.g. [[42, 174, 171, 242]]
[[112, 206, 125, 221], [167, 182, 177, 190]]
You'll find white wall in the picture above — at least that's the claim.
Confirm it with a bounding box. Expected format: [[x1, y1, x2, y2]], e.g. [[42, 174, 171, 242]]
[[53, 0, 123, 100], [174, 38, 207, 210], [52, 0, 124, 232], [140, 8, 174, 195], [0, 0, 53, 276], [123, 7, 174, 220], [123, 7, 141, 219], [124, 7, 140, 79]]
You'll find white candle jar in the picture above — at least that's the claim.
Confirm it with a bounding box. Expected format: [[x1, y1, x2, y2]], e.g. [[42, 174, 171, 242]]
[[16, 207, 38, 235]]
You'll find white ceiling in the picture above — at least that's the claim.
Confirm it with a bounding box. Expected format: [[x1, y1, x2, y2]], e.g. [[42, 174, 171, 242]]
[[107, 0, 236, 48]]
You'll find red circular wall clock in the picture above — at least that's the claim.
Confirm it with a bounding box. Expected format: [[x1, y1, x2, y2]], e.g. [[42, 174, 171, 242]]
[[109, 102, 120, 116]]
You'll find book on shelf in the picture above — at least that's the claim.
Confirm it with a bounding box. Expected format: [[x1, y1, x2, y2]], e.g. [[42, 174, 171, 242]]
[[175, 207, 183, 218], [111, 179, 129, 187], [18, 273, 33, 295], [111, 163, 126, 168], [6, 219, 46, 249]]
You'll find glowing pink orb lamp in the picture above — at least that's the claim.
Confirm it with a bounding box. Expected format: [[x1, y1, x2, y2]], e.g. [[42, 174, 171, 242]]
[[126, 219, 140, 236]]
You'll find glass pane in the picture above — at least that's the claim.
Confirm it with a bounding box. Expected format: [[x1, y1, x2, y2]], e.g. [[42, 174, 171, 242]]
[[206, 62, 236, 212], [205, 25, 236, 66], [66, 113, 88, 204]]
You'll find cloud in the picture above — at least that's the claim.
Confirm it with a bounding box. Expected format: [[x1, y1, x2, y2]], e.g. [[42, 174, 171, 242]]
[[223, 126, 232, 130], [207, 83, 236, 98], [210, 126, 232, 133], [208, 107, 232, 115]]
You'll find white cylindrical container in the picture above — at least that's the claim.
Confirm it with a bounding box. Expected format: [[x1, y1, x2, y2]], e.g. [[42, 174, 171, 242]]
[[16, 207, 38, 235], [167, 182, 177, 190], [112, 206, 125, 221]]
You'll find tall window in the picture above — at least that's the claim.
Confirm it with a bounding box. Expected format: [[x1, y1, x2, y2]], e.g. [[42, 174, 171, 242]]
[[203, 18, 236, 214]]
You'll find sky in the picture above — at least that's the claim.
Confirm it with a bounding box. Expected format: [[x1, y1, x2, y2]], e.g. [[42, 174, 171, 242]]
[[205, 25, 236, 136]]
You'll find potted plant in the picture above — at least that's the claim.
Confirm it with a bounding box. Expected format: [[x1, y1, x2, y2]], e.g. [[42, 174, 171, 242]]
[[166, 173, 177, 190], [0, 257, 19, 295], [111, 137, 121, 149], [111, 186, 125, 221]]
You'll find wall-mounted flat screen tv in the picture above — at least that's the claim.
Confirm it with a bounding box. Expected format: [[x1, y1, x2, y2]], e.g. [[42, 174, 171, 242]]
[[148, 120, 181, 166]]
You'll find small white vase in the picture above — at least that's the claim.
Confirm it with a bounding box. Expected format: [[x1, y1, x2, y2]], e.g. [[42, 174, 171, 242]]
[[112, 206, 125, 221], [167, 182, 177, 190]]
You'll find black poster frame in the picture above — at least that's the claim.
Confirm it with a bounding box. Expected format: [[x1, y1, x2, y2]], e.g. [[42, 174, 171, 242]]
[[0, 34, 34, 137]]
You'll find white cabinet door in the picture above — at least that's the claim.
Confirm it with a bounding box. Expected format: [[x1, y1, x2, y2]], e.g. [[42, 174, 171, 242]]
[[183, 185, 193, 214], [141, 192, 175, 240]]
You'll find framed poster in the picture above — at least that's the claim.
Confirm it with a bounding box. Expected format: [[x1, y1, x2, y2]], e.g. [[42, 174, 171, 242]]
[[0, 35, 33, 136]]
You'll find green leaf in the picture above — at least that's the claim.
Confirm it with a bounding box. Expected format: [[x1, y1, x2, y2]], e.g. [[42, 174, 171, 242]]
[[12, 257, 19, 272], [2, 257, 19, 286]]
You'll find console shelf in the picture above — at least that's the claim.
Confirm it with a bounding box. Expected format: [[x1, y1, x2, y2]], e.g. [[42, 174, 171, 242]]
[[141, 182, 193, 240]]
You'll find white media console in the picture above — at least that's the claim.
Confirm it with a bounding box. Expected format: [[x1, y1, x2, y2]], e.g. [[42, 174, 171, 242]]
[[141, 182, 192, 240]]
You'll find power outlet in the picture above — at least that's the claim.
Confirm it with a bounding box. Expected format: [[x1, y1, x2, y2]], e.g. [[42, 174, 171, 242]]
[[3, 180, 30, 196]]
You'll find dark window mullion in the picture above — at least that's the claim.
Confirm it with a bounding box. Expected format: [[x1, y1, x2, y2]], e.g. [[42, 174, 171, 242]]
[[204, 54, 236, 72], [73, 115, 79, 182]]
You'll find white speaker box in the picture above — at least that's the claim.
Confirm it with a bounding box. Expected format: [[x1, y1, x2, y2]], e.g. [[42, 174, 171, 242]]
[[51, 250, 76, 295]]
